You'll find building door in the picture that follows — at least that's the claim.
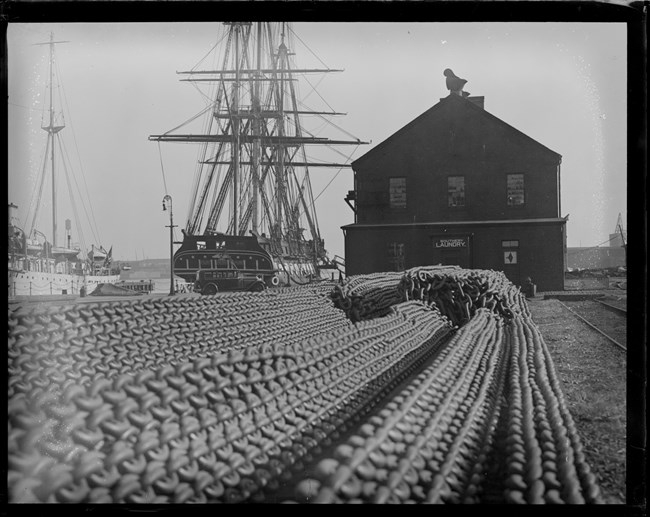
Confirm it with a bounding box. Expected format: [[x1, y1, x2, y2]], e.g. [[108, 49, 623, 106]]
[[502, 241, 521, 286], [432, 235, 471, 268]]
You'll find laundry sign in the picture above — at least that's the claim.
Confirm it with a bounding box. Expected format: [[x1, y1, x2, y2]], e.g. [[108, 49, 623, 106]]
[[434, 237, 468, 248]]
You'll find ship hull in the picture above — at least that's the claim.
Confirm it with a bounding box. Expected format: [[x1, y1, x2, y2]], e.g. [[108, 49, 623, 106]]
[[8, 269, 120, 298], [171, 232, 338, 289]]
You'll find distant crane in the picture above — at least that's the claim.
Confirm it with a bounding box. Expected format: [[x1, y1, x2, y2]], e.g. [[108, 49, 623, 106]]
[[615, 212, 627, 266]]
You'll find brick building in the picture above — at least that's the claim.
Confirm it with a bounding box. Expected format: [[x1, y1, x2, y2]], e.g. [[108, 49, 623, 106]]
[[343, 90, 567, 291]]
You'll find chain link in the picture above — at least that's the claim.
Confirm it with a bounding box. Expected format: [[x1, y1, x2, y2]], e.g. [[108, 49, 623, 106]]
[[8, 275, 601, 503]]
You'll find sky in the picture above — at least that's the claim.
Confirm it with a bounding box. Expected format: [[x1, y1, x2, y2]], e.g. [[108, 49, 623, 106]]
[[7, 22, 627, 262]]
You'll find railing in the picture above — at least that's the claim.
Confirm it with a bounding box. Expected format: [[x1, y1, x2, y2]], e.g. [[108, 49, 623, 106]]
[[8, 278, 83, 297], [175, 281, 195, 294], [116, 280, 156, 294]]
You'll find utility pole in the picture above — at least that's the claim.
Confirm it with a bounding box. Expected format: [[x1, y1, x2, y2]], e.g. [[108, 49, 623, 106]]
[[162, 195, 176, 295]]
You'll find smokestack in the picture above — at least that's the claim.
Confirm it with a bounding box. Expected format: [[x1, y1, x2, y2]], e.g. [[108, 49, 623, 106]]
[[65, 219, 72, 249], [8, 203, 18, 226]]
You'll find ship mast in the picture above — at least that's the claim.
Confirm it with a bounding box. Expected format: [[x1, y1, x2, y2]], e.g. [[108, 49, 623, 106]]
[[149, 22, 367, 260], [31, 33, 68, 246], [252, 22, 262, 234], [232, 23, 241, 236]]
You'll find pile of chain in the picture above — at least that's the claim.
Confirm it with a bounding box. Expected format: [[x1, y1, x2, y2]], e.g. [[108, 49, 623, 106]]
[[8, 294, 452, 503], [286, 268, 602, 503], [8, 285, 348, 399], [496, 314, 602, 504], [288, 308, 603, 503], [287, 309, 508, 503], [330, 271, 404, 321], [331, 267, 461, 322], [399, 267, 525, 326], [8, 268, 603, 504]]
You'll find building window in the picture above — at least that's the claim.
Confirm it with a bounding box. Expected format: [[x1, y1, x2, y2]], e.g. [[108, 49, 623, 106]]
[[507, 174, 525, 206], [196, 241, 207, 250], [387, 242, 405, 271], [502, 240, 519, 248], [448, 176, 465, 207], [389, 177, 407, 209]]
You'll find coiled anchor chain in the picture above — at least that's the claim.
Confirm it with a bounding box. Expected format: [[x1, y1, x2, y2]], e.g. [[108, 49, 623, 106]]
[[8, 285, 350, 400], [329, 269, 438, 322], [497, 315, 602, 504], [8, 269, 603, 503], [8, 296, 451, 503], [397, 267, 525, 326], [289, 309, 508, 503], [330, 266, 521, 326]]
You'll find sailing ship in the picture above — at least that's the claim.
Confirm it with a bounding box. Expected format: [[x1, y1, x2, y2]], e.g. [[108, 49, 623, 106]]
[[150, 22, 366, 287], [8, 33, 120, 298]]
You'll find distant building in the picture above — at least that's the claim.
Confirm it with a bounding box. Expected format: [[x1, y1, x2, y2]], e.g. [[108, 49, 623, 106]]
[[566, 247, 625, 270], [567, 213, 626, 270], [343, 83, 567, 291]]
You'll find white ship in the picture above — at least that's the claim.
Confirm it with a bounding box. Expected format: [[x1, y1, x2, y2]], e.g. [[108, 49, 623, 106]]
[[8, 33, 120, 298]]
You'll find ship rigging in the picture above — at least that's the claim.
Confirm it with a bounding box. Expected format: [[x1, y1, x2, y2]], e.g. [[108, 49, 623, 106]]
[[150, 22, 367, 285]]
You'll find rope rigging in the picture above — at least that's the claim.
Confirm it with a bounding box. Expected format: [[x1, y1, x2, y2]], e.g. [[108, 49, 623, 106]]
[[21, 34, 111, 264], [58, 136, 88, 254], [27, 136, 51, 236], [157, 142, 169, 196], [57, 56, 104, 247], [151, 22, 366, 276]]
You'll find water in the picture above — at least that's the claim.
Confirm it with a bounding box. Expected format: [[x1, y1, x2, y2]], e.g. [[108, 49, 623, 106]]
[[153, 278, 171, 294]]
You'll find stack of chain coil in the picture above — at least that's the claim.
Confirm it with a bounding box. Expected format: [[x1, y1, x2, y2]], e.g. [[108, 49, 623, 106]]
[[288, 309, 508, 503], [8, 285, 348, 399], [7, 268, 603, 504], [8, 293, 451, 503], [331, 271, 405, 321], [331, 267, 460, 322], [497, 314, 602, 504], [398, 267, 526, 326], [331, 266, 521, 326]]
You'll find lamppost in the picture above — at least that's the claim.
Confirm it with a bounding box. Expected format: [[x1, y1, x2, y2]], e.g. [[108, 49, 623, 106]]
[[162, 195, 176, 296]]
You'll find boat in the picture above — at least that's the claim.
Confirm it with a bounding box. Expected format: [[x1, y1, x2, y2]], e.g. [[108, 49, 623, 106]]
[[149, 22, 366, 288], [8, 33, 120, 299]]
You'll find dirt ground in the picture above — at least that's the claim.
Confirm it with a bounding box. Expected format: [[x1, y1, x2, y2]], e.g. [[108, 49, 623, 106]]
[[527, 298, 626, 504]]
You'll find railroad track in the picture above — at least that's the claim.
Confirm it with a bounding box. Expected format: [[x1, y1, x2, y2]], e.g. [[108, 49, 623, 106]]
[[594, 298, 627, 316], [556, 300, 626, 352]]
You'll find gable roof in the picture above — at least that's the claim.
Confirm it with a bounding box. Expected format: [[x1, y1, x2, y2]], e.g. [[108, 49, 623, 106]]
[[352, 93, 562, 168]]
